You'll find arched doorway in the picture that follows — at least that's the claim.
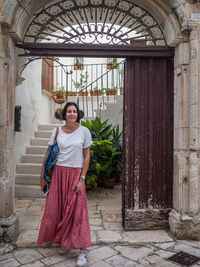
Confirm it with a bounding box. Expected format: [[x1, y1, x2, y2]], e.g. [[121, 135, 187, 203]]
[[3, 0, 198, 243], [17, 0, 174, 230]]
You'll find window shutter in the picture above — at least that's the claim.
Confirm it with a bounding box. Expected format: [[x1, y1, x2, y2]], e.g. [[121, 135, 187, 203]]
[[41, 57, 54, 93]]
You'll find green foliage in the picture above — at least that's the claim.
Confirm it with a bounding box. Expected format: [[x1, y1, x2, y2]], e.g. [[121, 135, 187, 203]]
[[73, 72, 89, 91], [81, 117, 113, 141], [83, 117, 123, 186]]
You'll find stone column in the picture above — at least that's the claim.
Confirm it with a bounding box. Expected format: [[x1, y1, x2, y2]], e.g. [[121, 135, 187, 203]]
[[169, 25, 200, 240], [0, 21, 18, 245]]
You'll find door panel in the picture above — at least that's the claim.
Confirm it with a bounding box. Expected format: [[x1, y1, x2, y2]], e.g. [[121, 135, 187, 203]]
[[122, 56, 174, 229]]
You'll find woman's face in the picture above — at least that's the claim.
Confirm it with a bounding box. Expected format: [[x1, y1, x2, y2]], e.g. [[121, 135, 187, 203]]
[[66, 105, 78, 123]]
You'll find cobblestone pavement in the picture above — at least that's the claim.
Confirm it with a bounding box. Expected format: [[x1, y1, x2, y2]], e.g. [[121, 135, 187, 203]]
[[1, 185, 200, 266]]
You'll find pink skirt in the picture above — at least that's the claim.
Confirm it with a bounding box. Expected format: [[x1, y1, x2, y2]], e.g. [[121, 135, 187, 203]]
[[37, 166, 91, 249]]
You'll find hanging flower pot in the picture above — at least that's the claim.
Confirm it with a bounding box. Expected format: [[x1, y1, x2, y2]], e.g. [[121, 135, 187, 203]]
[[78, 91, 88, 96], [55, 108, 63, 120]]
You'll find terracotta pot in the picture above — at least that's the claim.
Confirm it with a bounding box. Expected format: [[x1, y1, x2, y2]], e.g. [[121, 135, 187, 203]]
[[79, 65, 84, 70], [107, 65, 112, 69], [104, 177, 115, 189], [120, 87, 124, 95], [106, 91, 117, 96], [112, 65, 118, 69], [74, 65, 79, 70], [55, 111, 62, 120], [90, 92, 101, 96], [79, 92, 88, 96], [67, 92, 76, 96], [56, 94, 65, 98]]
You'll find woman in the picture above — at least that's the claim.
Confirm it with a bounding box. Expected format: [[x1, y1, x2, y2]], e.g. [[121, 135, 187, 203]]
[[37, 102, 92, 267]]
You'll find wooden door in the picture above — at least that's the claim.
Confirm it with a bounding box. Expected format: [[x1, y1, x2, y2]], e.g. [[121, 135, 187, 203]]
[[122, 56, 174, 230]]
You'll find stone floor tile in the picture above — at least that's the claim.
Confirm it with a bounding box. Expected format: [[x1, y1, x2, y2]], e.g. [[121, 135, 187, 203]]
[[15, 248, 43, 264], [105, 254, 129, 266], [114, 246, 152, 261], [103, 222, 123, 231], [89, 218, 102, 225], [155, 242, 176, 250], [125, 262, 146, 267], [122, 230, 173, 244], [173, 243, 200, 257], [0, 258, 20, 267], [139, 254, 179, 267], [101, 212, 121, 222], [20, 260, 45, 267], [37, 247, 58, 257], [91, 231, 97, 244], [90, 225, 104, 230], [98, 230, 122, 243], [40, 254, 72, 265], [16, 230, 39, 248], [180, 240, 200, 249], [87, 246, 117, 264], [51, 257, 77, 267], [154, 249, 176, 258], [89, 260, 111, 267], [0, 244, 15, 256]]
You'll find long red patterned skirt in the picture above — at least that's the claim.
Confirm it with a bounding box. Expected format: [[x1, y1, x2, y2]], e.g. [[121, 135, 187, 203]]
[[37, 166, 91, 249]]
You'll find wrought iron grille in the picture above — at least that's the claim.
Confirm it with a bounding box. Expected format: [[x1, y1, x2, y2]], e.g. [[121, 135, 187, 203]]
[[24, 0, 166, 45]]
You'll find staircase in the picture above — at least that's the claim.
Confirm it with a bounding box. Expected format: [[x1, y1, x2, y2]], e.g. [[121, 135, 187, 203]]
[[15, 124, 62, 198]]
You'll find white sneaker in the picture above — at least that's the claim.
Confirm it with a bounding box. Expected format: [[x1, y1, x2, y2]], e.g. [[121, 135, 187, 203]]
[[76, 253, 87, 267], [57, 246, 70, 255]]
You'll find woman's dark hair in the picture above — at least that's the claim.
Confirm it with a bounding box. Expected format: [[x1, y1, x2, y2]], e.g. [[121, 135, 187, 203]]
[[62, 102, 80, 122]]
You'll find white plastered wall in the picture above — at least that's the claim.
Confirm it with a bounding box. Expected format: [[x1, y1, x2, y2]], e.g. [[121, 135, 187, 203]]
[[14, 59, 54, 165]]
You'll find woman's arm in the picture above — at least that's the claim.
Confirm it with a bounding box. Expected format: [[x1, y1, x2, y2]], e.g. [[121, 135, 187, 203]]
[[40, 145, 50, 191], [76, 146, 91, 193]]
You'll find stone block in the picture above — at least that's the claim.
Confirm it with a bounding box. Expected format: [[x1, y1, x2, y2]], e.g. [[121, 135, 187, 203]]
[[115, 245, 152, 261], [122, 230, 173, 244], [15, 248, 43, 264], [169, 209, 200, 240], [174, 42, 190, 68], [98, 230, 122, 244], [0, 213, 18, 243]]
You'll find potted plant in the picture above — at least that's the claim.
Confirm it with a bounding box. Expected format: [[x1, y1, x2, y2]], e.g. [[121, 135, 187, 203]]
[[66, 91, 76, 96], [90, 88, 102, 96], [105, 87, 118, 96], [74, 63, 84, 70], [55, 108, 63, 120], [107, 62, 113, 69], [73, 72, 89, 96]]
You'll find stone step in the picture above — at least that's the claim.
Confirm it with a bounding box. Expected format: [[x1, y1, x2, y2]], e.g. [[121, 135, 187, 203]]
[[15, 174, 40, 185], [16, 163, 42, 174], [38, 124, 62, 131], [35, 131, 52, 138], [27, 146, 47, 155], [30, 138, 49, 146], [21, 154, 44, 164], [15, 184, 44, 198]]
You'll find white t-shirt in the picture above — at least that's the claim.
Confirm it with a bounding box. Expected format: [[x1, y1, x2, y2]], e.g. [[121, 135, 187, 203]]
[[48, 125, 93, 168]]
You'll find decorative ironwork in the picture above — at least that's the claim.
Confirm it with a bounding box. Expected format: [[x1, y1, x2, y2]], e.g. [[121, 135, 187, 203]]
[[24, 0, 166, 46]]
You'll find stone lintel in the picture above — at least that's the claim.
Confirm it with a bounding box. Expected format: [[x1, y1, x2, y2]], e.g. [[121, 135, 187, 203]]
[[0, 213, 18, 243], [124, 208, 171, 230], [169, 209, 200, 240]]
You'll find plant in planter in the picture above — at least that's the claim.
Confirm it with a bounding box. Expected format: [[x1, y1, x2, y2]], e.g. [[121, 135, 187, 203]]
[[66, 91, 76, 96], [82, 118, 123, 188], [90, 88, 102, 96], [74, 62, 84, 70], [52, 87, 66, 104], [81, 117, 113, 141], [105, 87, 118, 95], [55, 108, 63, 120], [107, 62, 113, 69], [73, 72, 89, 96]]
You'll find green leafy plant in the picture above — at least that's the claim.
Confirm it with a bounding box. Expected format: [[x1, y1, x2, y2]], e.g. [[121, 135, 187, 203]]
[[105, 87, 118, 92], [73, 72, 89, 92], [81, 117, 113, 141], [82, 118, 123, 187]]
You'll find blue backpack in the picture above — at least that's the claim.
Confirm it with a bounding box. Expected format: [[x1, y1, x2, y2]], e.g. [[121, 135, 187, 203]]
[[44, 128, 59, 183]]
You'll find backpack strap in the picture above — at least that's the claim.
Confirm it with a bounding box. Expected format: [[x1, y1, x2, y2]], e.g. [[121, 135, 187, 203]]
[[53, 127, 59, 146]]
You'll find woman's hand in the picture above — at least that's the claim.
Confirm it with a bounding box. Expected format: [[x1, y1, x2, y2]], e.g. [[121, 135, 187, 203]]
[[40, 175, 48, 191], [76, 178, 84, 193]]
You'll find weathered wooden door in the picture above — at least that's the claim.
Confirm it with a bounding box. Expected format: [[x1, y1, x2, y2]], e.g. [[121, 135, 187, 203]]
[[122, 56, 174, 230]]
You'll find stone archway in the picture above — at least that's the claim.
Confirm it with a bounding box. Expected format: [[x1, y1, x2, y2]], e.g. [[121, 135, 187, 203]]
[[1, 0, 200, 244]]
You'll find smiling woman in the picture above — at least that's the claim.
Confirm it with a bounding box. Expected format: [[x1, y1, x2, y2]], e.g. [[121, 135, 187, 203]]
[[37, 102, 93, 266]]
